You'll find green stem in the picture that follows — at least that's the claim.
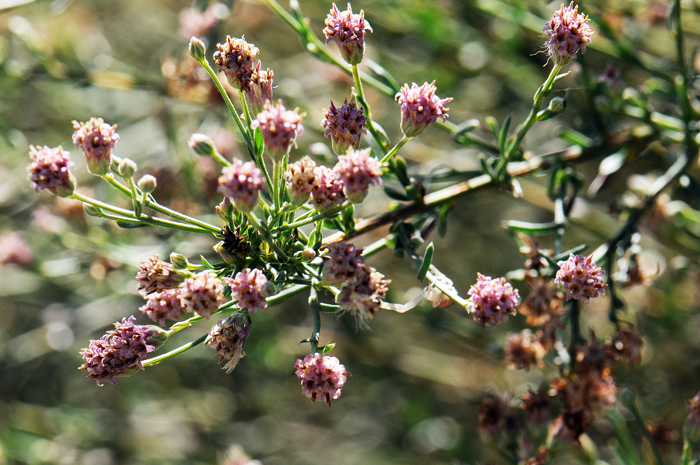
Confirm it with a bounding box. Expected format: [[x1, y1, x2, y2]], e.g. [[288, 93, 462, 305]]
[[246, 212, 288, 261], [380, 135, 411, 164], [143, 333, 208, 366], [681, 439, 692, 465], [277, 202, 349, 231], [352, 63, 390, 153], [308, 287, 321, 353], [272, 159, 282, 211], [425, 270, 468, 307], [628, 399, 666, 465]]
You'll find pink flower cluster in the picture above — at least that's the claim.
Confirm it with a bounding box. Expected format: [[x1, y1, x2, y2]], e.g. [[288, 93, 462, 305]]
[[209, 312, 252, 373], [466, 273, 520, 326], [139, 271, 225, 323], [310, 166, 346, 212], [294, 353, 350, 407], [334, 148, 382, 203], [543, 2, 593, 66], [218, 159, 265, 212], [136, 255, 186, 296], [79, 316, 167, 385], [27, 145, 75, 197], [555, 254, 606, 303], [395, 81, 452, 137], [285, 156, 317, 206], [321, 99, 369, 155], [72, 118, 120, 176], [323, 3, 373, 65], [253, 101, 304, 160], [224, 268, 269, 312]]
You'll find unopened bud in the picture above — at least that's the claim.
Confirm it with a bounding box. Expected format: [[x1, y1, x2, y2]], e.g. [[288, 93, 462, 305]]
[[118, 158, 137, 179], [137, 174, 157, 194], [301, 247, 316, 262], [216, 197, 234, 222], [260, 281, 276, 298], [536, 97, 566, 122], [188, 133, 216, 157], [170, 252, 189, 270], [189, 36, 206, 62]]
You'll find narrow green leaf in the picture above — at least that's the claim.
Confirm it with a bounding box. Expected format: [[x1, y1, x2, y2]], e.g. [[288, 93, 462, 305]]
[[498, 114, 512, 154], [321, 343, 336, 353], [384, 186, 410, 201], [416, 242, 434, 280], [200, 255, 215, 269], [557, 127, 594, 147], [116, 220, 149, 229], [506, 220, 560, 234]]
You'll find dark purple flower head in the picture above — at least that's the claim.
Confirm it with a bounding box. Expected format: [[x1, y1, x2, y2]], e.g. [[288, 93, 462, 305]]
[[213, 36, 259, 90], [27, 145, 76, 197], [209, 312, 252, 373], [322, 241, 365, 285], [321, 99, 369, 155], [295, 353, 350, 407], [467, 273, 520, 326], [323, 3, 373, 65], [543, 2, 593, 66], [72, 118, 120, 176], [555, 254, 606, 303], [224, 268, 268, 312], [395, 81, 452, 137], [310, 166, 346, 212], [180, 272, 225, 319], [136, 254, 187, 296], [218, 159, 265, 213], [79, 316, 167, 385], [284, 156, 317, 206], [252, 101, 304, 160], [337, 265, 390, 326], [333, 147, 382, 203], [244, 62, 275, 115], [139, 288, 185, 326]]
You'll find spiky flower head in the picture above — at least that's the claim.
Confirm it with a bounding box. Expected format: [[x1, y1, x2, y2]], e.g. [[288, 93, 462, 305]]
[[224, 268, 269, 312], [79, 316, 167, 385], [244, 62, 275, 115], [294, 353, 350, 407], [337, 265, 390, 325], [209, 312, 252, 373], [136, 254, 187, 296], [180, 272, 225, 319], [333, 147, 382, 203], [218, 159, 265, 213], [284, 156, 317, 206], [555, 254, 606, 303], [323, 3, 373, 65], [322, 241, 365, 285], [252, 101, 304, 160], [139, 288, 185, 326], [322, 99, 369, 155], [395, 81, 452, 137], [467, 273, 520, 326], [72, 118, 120, 176], [310, 166, 346, 212], [213, 36, 259, 90], [505, 329, 546, 371], [27, 145, 76, 197], [543, 2, 593, 66]]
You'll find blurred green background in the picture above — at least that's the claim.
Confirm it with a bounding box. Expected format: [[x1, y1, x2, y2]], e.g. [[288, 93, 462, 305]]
[[1, 0, 700, 463]]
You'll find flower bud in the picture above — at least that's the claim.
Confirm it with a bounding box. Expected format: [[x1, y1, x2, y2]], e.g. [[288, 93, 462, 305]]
[[216, 197, 234, 222], [260, 281, 276, 298], [118, 158, 137, 179], [301, 247, 316, 261], [188, 133, 216, 157], [137, 174, 157, 194], [170, 252, 189, 270], [189, 36, 206, 62], [536, 96, 567, 122], [27, 146, 76, 197]]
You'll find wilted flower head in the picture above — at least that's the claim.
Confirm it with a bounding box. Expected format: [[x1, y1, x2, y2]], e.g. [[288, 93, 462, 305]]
[[395, 81, 452, 137], [555, 254, 606, 303], [209, 312, 252, 373], [294, 353, 350, 407], [322, 99, 369, 155], [136, 255, 187, 295], [244, 62, 275, 115], [478, 393, 517, 440], [180, 272, 225, 319], [252, 101, 304, 160], [285, 156, 317, 206], [323, 3, 373, 65], [519, 276, 564, 326], [322, 241, 365, 285], [213, 36, 259, 90], [218, 159, 265, 212], [466, 273, 520, 326], [72, 118, 120, 176], [333, 147, 382, 203], [521, 388, 551, 426], [225, 268, 269, 312], [337, 265, 390, 325], [27, 145, 76, 197], [543, 2, 593, 66], [310, 166, 346, 212], [139, 288, 185, 326], [79, 316, 167, 385], [505, 329, 546, 371], [606, 326, 644, 368]]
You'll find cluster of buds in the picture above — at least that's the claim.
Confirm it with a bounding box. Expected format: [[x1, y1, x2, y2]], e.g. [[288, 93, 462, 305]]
[[466, 273, 520, 326], [252, 101, 304, 160], [79, 316, 167, 385], [27, 145, 76, 197], [321, 99, 369, 155], [224, 268, 271, 312]]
